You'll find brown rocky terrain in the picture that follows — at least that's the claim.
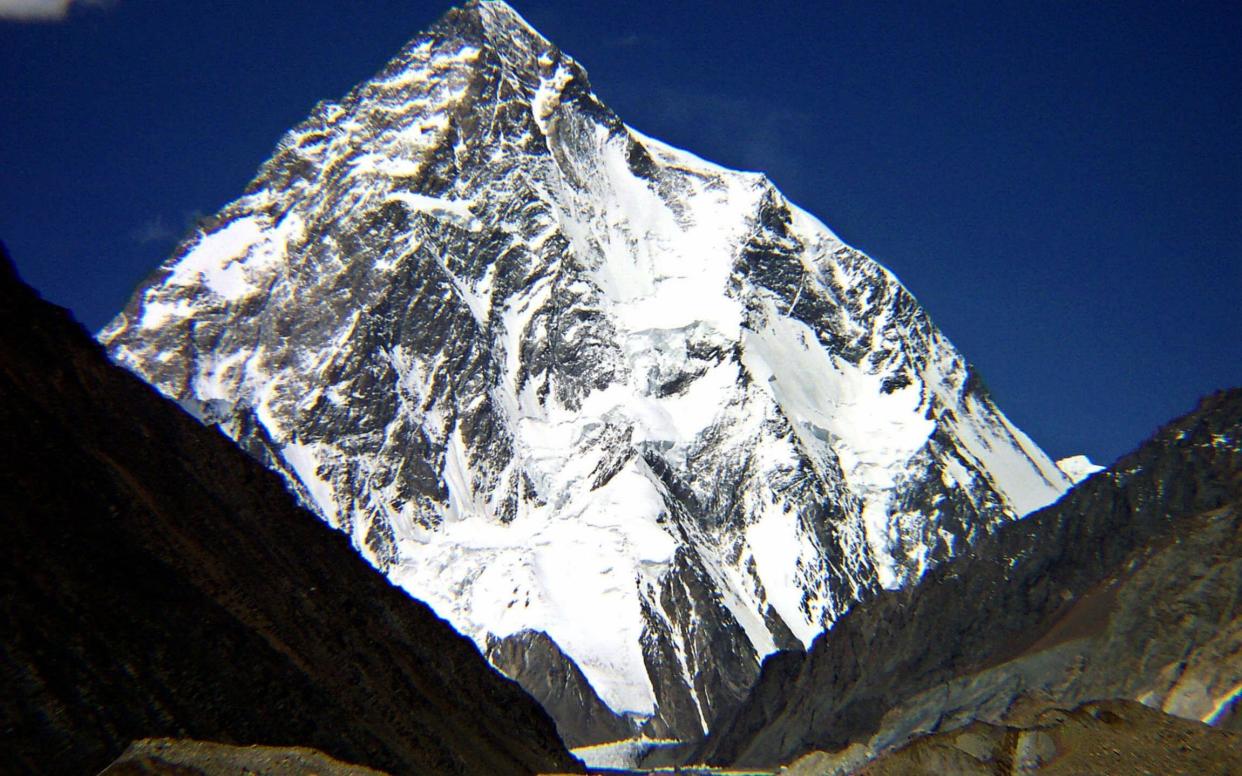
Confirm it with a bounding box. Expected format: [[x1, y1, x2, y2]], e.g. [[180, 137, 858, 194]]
[[0, 242, 581, 775], [781, 699, 1242, 776], [98, 738, 390, 776]]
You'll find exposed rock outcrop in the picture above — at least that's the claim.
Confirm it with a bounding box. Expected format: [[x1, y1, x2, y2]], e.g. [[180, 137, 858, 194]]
[[487, 630, 637, 747], [99, 739, 389, 776]]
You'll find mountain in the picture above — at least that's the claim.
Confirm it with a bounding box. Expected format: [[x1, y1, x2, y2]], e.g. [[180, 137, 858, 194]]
[[101, 0, 1070, 742], [0, 244, 579, 776], [696, 389, 1242, 769]]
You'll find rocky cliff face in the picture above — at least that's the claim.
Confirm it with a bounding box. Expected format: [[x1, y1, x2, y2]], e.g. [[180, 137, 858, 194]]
[[101, 0, 1069, 740], [0, 245, 578, 776], [486, 630, 637, 747], [698, 389, 1242, 769]]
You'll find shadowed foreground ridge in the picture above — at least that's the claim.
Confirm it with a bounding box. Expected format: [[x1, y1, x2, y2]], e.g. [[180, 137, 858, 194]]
[[0, 242, 581, 775], [700, 387, 1242, 767]]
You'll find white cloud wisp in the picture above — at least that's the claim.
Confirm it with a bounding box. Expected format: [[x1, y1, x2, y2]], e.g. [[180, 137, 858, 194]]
[[0, 0, 110, 22]]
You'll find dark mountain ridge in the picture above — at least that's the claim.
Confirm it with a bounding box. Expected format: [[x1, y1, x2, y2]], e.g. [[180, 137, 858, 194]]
[[0, 243, 580, 775], [699, 387, 1242, 768]]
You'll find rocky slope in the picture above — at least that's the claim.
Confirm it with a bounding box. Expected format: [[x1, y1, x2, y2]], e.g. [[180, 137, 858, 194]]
[[697, 389, 1242, 769], [782, 699, 1242, 776], [0, 244, 579, 776], [487, 630, 637, 747], [102, 0, 1069, 741]]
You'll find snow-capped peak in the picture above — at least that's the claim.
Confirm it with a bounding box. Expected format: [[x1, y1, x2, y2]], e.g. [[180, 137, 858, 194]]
[[101, 0, 1071, 743]]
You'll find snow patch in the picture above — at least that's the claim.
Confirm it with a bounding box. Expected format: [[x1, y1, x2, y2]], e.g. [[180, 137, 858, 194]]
[[168, 217, 266, 300], [282, 442, 339, 526], [747, 505, 820, 646], [385, 191, 481, 232]]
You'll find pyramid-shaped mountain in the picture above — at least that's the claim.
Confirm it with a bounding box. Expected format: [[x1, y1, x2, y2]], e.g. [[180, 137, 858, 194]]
[[103, 0, 1070, 741]]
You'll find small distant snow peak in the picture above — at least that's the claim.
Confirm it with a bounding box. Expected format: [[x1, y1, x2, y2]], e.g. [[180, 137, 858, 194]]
[[1056, 454, 1105, 484]]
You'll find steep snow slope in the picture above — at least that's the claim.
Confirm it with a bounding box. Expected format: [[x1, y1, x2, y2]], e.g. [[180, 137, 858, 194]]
[[102, 0, 1069, 741]]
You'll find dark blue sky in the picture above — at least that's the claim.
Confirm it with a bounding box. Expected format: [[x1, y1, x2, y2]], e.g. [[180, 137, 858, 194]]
[[2, 0, 1238, 466]]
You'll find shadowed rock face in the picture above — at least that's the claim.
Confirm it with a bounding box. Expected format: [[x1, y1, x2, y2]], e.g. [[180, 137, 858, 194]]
[[0, 243, 580, 776], [699, 389, 1242, 768], [487, 630, 637, 747]]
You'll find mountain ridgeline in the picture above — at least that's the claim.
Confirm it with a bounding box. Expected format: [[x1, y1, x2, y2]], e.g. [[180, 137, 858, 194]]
[[0, 244, 578, 775], [102, 0, 1070, 742], [698, 389, 1242, 769]]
